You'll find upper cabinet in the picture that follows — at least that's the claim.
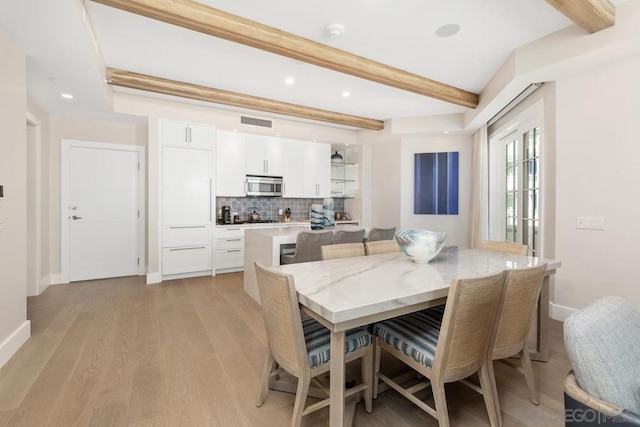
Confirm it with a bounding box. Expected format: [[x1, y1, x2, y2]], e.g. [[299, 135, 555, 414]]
[[245, 134, 283, 176], [216, 130, 247, 197], [282, 139, 305, 198], [161, 119, 213, 150], [303, 142, 331, 198]]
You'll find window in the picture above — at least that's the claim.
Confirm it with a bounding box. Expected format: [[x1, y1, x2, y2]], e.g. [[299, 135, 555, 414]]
[[488, 103, 542, 256]]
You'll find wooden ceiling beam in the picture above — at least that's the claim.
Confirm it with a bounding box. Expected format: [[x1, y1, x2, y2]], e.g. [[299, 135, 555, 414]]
[[91, 0, 479, 108], [106, 68, 385, 130], [545, 0, 615, 33]]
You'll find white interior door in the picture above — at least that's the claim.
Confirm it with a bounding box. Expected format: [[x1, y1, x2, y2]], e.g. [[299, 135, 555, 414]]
[[68, 145, 140, 281]]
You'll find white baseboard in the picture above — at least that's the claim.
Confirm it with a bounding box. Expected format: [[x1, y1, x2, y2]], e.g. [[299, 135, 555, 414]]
[[146, 272, 162, 284], [0, 321, 31, 370], [38, 276, 50, 294], [550, 302, 578, 322], [49, 273, 65, 285]]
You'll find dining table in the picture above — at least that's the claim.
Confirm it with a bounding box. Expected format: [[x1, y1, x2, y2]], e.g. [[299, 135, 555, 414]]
[[270, 246, 561, 427]]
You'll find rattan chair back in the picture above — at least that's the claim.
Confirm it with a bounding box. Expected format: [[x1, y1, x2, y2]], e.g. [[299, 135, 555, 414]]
[[479, 239, 528, 255], [433, 271, 506, 383], [365, 240, 400, 255], [254, 262, 309, 377], [321, 243, 365, 260]]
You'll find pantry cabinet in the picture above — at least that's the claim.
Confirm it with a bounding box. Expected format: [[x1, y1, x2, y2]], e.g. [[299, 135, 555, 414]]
[[160, 119, 215, 278]]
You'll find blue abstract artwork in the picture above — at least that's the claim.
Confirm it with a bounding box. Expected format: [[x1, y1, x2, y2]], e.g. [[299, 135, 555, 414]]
[[414, 152, 459, 215]]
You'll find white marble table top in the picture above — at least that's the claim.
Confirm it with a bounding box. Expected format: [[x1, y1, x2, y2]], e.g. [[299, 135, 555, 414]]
[[272, 247, 561, 326]]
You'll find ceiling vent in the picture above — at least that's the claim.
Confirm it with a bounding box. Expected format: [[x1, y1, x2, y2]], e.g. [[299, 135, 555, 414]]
[[240, 116, 273, 128]]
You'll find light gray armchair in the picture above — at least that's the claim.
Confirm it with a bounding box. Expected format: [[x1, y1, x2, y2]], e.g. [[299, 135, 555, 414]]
[[280, 230, 333, 265], [563, 296, 640, 425]]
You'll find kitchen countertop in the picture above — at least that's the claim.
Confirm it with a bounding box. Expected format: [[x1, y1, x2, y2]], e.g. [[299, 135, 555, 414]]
[[216, 220, 359, 228]]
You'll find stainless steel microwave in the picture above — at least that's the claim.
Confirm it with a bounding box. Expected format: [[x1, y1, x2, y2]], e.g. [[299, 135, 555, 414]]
[[246, 175, 283, 197]]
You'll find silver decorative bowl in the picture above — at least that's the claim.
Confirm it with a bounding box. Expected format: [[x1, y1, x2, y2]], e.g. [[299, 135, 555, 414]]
[[395, 229, 447, 263]]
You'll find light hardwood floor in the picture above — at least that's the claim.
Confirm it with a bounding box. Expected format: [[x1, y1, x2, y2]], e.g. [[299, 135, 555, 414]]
[[0, 273, 570, 426]]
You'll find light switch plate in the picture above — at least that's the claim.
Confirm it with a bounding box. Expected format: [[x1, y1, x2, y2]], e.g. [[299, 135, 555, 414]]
[[577, 217, 605, 230]]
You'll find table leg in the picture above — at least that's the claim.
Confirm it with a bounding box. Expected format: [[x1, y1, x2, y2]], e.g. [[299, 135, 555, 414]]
[[329, 330, 346, 427], [531, 275, 550, 362]]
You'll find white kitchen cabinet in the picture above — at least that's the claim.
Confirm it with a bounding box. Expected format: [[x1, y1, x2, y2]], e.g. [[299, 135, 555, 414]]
[[162, 245, 213, 275], [215, 227, 245, 272], [216, 130, 246, 197], [303, 142, 331, 198], [245, 134, 283, 176], [161, 119, 213, 150], [281, 139, 305, 198], [162, 147, 213, 224]]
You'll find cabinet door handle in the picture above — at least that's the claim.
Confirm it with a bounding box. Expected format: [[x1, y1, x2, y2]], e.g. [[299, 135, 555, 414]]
[[226, 249, 241, 253], [226, 239, 241, 242], [185, 127, 189, 143], [209, 179, 212, 221], [169, 246, 206, 251], [227, 228, 241, 231], [188, 127, 192, 143], [170, 225, 206, 229], [283, 182, 286, 195], [266, 159, 269, 173]]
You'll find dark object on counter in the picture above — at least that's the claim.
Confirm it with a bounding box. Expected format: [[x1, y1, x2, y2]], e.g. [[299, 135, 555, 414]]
[[221, 205, 232, 224], [368, 227, 396, 242], [233, 217, 244, 224], [246, 219, 277, 224]]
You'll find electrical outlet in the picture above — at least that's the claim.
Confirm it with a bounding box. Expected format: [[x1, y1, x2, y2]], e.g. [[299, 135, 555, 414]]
[[577, 217, 605, 230]]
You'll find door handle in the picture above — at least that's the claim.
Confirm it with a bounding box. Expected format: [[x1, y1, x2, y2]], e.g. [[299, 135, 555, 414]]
[[71, 215, 83, 220]]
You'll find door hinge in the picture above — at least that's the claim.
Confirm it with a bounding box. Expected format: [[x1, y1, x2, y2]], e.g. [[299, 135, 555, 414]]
[[137, 210, 140, 218], [137, 257, 140, 265], [137, 162, 140, 170]]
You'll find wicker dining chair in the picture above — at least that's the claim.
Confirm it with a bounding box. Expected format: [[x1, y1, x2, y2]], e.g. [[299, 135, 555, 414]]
[[421, 264, 547, 407], [365, 239, 400, 255], [372, 271, 506, 427], [332, 228, 366, 244], [321, 242, 365, 260], [479, 239, 528, 255], [367, 227, 396, 242], [254, 262, 374, 427], [281, 230, 333, 264]]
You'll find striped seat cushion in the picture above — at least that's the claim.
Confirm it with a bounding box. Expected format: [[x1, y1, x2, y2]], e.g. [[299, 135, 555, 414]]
[[373, 311, 443, 368], [302, 317, 372, 369]]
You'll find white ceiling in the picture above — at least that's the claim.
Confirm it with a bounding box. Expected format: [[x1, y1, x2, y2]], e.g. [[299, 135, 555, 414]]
[[0, 0, 627, 127]]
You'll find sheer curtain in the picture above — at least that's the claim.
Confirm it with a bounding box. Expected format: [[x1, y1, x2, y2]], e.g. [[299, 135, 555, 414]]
[[469, 124, 488, 248]]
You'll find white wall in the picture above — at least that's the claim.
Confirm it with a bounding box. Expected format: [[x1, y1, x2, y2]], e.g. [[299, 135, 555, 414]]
[[47, 116, 147, 283], [370, 140, 402, 229], [0, 29, 30, 369], [554, 55, 640, 312], [400, 136, 472, 248]]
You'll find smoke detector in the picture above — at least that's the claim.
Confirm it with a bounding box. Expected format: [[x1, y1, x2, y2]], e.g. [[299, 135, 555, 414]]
[[325, 23, 345, 38]]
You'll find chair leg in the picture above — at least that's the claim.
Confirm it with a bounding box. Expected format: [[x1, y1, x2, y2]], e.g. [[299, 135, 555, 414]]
[[478, 361, 502, 427], [520, 346, 539, 405], [373, 339, 382, 399], [431, 380, 450, 427], [291, 376, 311, 427], [361, 350, 373, 413], [256, 352, 275, 407]]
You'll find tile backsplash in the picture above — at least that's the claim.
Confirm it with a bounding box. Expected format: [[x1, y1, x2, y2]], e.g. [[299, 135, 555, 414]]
[[217, 197, 345, 222]]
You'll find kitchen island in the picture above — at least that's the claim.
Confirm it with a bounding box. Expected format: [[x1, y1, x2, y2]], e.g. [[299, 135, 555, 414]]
[[243, 225, 310, 303]]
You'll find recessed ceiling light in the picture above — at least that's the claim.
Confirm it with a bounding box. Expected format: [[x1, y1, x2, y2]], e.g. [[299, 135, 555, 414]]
[[233, 129, 238, 132], [284, 77, 295, 85], [443, 131, 450, 134], [435, 24, 460, 38], [346, 144, 350, 146], [61, 93, 74, 99], [276, 134, 281, 137], [342, 91, 350, 97], [49, 77, 57, 83], [325, 23, 345, 38], [313, 139, 317, 142]]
